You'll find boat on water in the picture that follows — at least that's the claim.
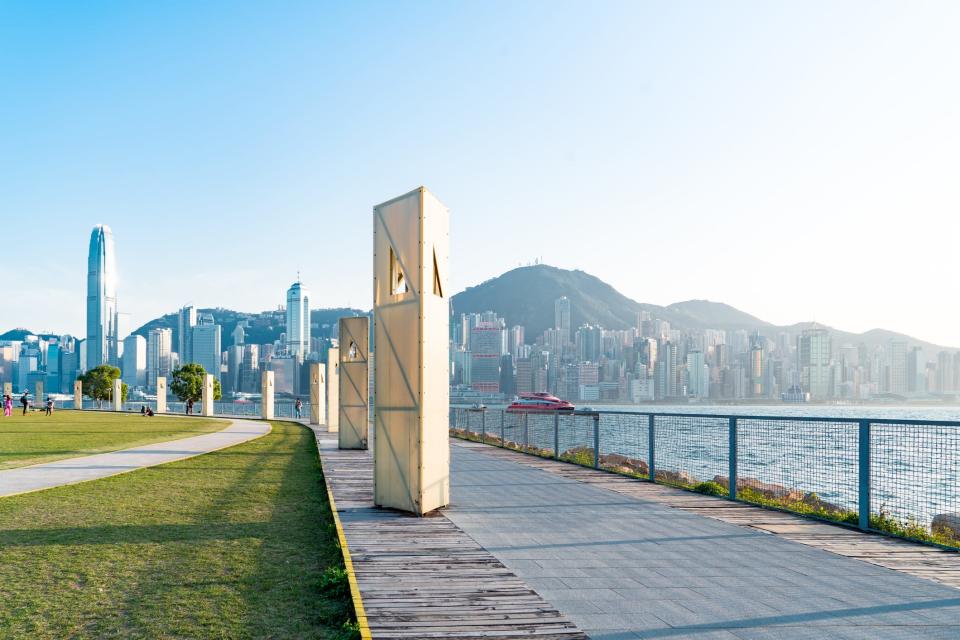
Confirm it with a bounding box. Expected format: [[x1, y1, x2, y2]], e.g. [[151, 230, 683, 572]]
[[507, 392, 575, 412]]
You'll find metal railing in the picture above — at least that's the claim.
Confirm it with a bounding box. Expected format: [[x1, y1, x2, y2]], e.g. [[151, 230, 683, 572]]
[[450, 407, 960, 551]]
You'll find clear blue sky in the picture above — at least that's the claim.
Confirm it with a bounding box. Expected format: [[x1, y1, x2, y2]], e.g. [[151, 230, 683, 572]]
[[2, 1, 958, 346]]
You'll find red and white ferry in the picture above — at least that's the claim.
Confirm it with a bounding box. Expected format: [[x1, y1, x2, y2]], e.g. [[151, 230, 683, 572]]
[[507, 392, 575, 412]]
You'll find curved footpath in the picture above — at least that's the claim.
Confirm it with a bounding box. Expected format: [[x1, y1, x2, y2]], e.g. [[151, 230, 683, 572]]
[[0, 417, 270, 498]]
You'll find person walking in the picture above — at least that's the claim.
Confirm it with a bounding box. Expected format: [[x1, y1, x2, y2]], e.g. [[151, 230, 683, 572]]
[[186, 398, 194, 415], [295, 398, 303, 419], [45, 397, 53, 416], [3, 395, 11, 417], [20, 392, 29, 415]]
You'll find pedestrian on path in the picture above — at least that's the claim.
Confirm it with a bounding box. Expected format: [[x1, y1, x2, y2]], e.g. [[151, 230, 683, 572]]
[[20, 393, 29, 415], [3, 395, 11, 417], [45, 397, 54, 416], [186, 398, 194, 415], [295, 398, 302, 419]]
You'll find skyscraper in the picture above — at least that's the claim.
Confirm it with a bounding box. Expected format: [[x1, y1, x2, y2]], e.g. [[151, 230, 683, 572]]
[[798, 327, 832, 400], [178, 305, 196, 364], [554, 296, 571, 345], [192, 320, 222, 381], [121, 334, 147, 388], [147, 328, 172, 391], [86, 225, 119, 369], [285, 280, 311, 359]]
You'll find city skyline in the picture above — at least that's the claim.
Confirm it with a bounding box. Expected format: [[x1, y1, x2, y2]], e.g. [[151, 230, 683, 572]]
[[2, 3, 959, 345]]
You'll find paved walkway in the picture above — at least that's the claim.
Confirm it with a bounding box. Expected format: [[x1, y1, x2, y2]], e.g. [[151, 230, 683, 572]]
[[446, 441, 960, 639], [0, 418, 270, 497]]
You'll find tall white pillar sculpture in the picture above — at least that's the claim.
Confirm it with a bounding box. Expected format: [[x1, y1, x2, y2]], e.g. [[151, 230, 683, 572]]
[[339, 316, 369, 449], [309, 363, 325, 426], [261, 370, 274, 420], [202, 374, 215, 416], [72, 380, 82, 410], [35, 381, 44, 409], [112, 378, 122, 411], [326, 348, 339, 432], [156, 377, 167, 414], [373, 186, 450, 515]]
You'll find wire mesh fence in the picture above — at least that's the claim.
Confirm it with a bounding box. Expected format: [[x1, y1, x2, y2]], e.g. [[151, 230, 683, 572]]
[[448, 408, 960, 550], [653, 414, 728, 491], [871, 421, 960, 546]]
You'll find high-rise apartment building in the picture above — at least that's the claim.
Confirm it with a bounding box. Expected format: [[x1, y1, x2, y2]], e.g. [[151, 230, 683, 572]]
[[86, 225, 119, 369], [285, 280, 311, 359]]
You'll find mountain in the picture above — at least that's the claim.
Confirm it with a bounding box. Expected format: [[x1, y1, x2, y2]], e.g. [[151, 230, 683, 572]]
[[0, 328, 59, 341], [451, 265, 772, 338], [450, 264, 957, 353]]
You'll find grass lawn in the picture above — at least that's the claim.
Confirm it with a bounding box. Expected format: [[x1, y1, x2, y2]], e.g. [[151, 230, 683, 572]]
[[0, 421, 356, 639], [0, 410, 227, 470]]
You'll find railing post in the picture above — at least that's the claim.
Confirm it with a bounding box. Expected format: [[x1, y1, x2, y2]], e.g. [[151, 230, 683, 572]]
[[859, 420, 871, 531], [481, 409, 486, 442], [523, 412, 529, 451], [500, 410, 505, 448], [648, 414, 656, 482], [593, 413, 600, 469], [728, 417, 738, 501], [553, 412, 560, 460]]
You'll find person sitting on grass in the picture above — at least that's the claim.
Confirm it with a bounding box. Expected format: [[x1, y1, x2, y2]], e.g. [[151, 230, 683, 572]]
[[141, 404, 146, 416], [146, 407, 154, 417], [45, 397, 53, 416]]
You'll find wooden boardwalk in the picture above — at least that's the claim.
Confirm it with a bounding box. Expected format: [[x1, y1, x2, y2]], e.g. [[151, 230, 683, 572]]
[[454, 438, 960, 590], [312, 428, 587, 639]]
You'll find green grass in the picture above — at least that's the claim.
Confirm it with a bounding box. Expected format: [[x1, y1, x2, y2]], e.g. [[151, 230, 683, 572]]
[[0, 410, 226, 470], [0, 421, 357, 639]]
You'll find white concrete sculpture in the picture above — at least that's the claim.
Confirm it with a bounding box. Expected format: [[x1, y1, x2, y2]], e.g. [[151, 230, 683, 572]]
[[373, 186, 450, 515], [112, 378, 122, 411], [36, 381, 44, 409], [261, 370, 275, 420], [326, 348, 339, 432], [72, 380, 82, 410], [202, 374, 215, 416], [5, 382, 14, 403], [339, 316, 369, 449], [156, 377, 167, 414], [310, 362, 325, 426]]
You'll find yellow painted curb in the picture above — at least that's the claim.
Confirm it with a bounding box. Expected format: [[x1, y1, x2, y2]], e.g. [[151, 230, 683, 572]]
[[324, 480, 372, 639]]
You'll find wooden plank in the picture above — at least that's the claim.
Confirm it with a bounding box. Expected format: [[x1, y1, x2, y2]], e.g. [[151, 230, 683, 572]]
[[313, 428, 588, 640]]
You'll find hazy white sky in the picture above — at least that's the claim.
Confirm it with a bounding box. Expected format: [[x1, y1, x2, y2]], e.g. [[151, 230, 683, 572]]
[[1, 1, 958, 346]]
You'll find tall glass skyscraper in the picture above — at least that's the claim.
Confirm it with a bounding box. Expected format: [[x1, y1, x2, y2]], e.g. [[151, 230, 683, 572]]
[[86, 224, 119, 370], [285, 280, 311, 359]]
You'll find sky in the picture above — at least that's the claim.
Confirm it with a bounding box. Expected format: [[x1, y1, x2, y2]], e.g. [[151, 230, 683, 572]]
[[1, 1, 958, 346]]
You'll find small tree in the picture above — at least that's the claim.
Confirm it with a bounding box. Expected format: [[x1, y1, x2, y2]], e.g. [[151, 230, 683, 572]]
[[171, 363, 222, 403], [79, 365, 127, 408]]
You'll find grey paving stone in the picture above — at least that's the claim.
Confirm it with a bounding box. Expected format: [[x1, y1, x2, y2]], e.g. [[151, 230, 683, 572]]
[[445, 444, 960, 639]]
